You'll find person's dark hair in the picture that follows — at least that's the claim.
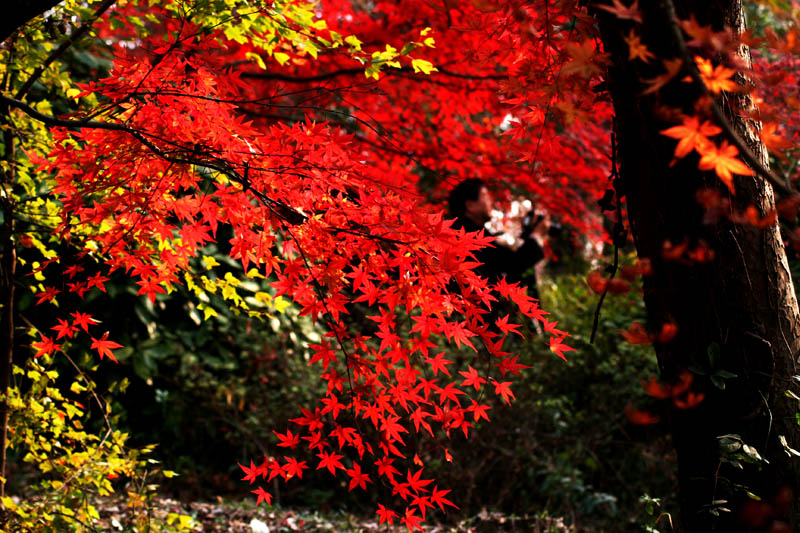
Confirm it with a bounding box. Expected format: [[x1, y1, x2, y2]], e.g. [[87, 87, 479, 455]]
[[448, 178, 486, 218]]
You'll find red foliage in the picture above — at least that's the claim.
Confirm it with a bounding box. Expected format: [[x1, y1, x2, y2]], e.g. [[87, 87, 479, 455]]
[[13, 0, 800, 526]]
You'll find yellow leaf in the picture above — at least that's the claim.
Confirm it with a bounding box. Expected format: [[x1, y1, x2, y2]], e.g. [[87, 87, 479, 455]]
[[411, 58, 437, 75], [273, 296, 291, 313], [255, 291, 273, 304], [246, 268, 264, 279], [201, 305, 218, 321], [345, 35, 362, 51], [202, 256, 220, 269], [274, 52, 290, 65]]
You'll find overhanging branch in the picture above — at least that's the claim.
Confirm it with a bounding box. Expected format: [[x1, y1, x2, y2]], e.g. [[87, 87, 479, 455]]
[[242, 65, 506, 83], [0, 93, 407, 245]]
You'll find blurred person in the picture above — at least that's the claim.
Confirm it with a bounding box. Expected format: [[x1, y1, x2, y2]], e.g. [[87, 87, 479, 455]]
[[448, 178, 546, 298]]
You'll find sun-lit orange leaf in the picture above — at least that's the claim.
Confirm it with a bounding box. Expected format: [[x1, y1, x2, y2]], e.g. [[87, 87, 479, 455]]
[[687, 241, 715, 263], [697, 140, 754, 193], [661, 116, 722, 159], [680, 16, 731, 51], [662, 240, 688, 261], [693, 56, 739, 94], [671, 372, 693, 397], [734, 205, 778, 229]]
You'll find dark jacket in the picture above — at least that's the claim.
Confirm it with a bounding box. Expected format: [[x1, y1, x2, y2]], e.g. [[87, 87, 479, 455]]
[[453, 217, 544, 297]]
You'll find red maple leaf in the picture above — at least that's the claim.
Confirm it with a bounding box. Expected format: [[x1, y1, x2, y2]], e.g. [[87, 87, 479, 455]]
[[459, 365, 486, 391], [466, 399, 491, 422], [431, 485, 459, 511], [375, 455, 400, 483], [274, 428, 300, 448], [548, 335, 575, 361], [71, 311, 98, 332], [282, 457, 308, 479], [316, 450, 345, 475], [492, 380, 516, 405], [239, 460, 260, 484], [495, 314, 523, 337], [425, 352, 453, 377], [35, 286, 60, 306], [90, 332, 122, 363], [376, 504, 397, 525], [251, 486, 273, 506], [31, 333, 61, 358], [345, 461, 371, 491], [51, 318, 78, 340], [405, 468, 433, 493], [401, 509, 424, 532], [595, 0, 643, 22]]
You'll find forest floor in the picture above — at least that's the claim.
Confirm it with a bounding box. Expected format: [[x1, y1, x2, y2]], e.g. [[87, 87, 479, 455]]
[[95, 496, 579, 532]]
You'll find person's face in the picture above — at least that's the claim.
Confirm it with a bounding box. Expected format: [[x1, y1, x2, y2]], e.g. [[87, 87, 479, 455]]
[[465, 186, 493, 225]]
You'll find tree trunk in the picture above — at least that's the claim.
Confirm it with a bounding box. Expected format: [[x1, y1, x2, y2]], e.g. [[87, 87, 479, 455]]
[[0, 106, 15, 499], [597, 1, 800, 530]]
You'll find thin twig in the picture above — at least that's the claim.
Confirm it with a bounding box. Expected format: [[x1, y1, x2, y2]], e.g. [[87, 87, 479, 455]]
[[591, 130, 622, 344]]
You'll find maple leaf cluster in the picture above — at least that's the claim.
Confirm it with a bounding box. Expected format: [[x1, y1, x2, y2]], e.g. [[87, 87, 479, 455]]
[[13, 0, 800, 528], [18, 1, 595, 526]]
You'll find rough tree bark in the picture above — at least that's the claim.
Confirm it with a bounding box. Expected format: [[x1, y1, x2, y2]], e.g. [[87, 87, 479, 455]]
[[598, 0, 800, 530]]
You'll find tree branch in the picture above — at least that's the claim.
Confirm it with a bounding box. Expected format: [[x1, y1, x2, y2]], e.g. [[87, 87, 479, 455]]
[[0, 93, 408, 245], [242, 65, 506, 83]]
